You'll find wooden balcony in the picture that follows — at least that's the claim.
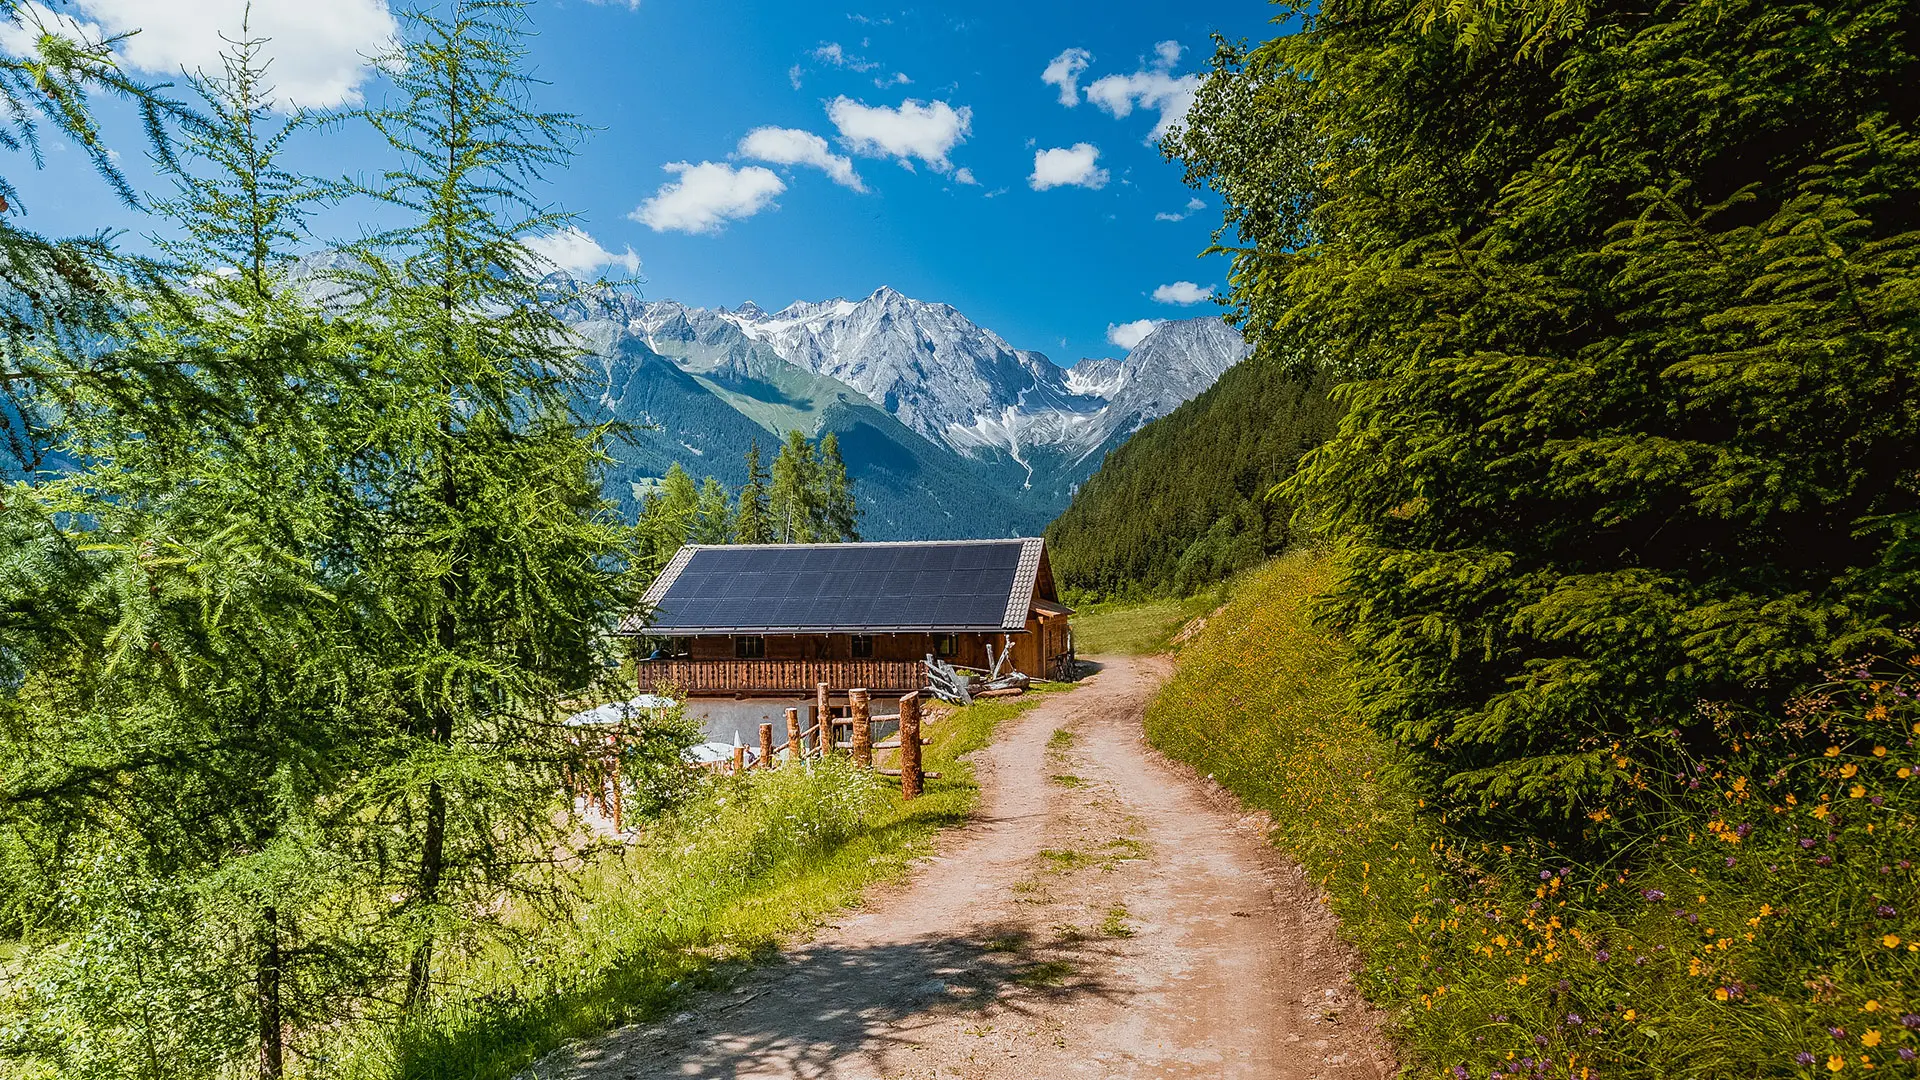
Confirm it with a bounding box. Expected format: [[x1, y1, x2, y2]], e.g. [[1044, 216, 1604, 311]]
[[635, 658, 926, 696]]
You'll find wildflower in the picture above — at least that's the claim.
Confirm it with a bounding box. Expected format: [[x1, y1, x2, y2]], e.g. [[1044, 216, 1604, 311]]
[[1861, 1031, 1881, 1047], [1643, 888, 1666, 900], [1623, 1009, 1636, 1021], [1849, 785, 1866, 799], [1802, 838, 1819, 849], [1841, 764, 1859, 779], [1715, 987, 1730, 1001], [1863, 1001, 1880, 1012], [1595, 949, 1610, 962], [1901, 1014, 1920, 1029], [1535, 1035, 1549, 1047], [1873, 746, 1887, 757], [1541, 870, 1553, 881], [1831, 1027, 1848, 1039], [1827, 1053, 1845, 1071], [1816, 855, 1834, 867], [1453, 1067, 1470, 1079], [1876, 905, 1897, 919], [1797, 1052, 1817, 1066], [1883, 934, 1901, 948], [1901, 1049, 1917, 1063]]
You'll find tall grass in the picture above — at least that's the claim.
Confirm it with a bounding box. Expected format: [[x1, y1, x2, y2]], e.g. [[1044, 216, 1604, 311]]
[[1147, 552, 1920, 1079], [337, 693, 1048, 1080]]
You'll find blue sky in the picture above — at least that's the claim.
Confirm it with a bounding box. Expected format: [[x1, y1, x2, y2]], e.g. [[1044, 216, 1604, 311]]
[[7, 0, 1285, 363]]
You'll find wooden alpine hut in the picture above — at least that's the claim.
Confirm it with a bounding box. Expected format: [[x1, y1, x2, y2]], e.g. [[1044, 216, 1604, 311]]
[[620, 538, 1075, 696]]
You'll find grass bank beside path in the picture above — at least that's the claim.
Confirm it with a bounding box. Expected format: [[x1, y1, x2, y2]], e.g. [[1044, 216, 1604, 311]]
[[1069, 588, 1224, 656], [348, 688, 1062, 1080], [1146, 552, 1920, 1080]]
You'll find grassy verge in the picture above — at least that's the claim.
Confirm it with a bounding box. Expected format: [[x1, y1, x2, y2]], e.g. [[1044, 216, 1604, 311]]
[[1147, 552, 1919, 1080], [345, 691, 1055, 1080], [1069, 588, 1224, 656]]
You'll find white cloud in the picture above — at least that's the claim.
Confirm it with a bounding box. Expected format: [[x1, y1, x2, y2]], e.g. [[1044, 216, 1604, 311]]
[[1106, 319, 1164, 351], [813, 41, 879, 72], [788, 64, 804, 89], [1154, 197, 1207, 222], [1152, 280, 1209, 305], [738, 126, 866, 191], [1085, 39, 1199, 141], [631, 162, 785, 234], [875, 71, 911, 88], [828, 97, 971, 173], [16, 0, 397, 110], [953, 167, 977, 185], [1029, 143, 1108, 191], [1040, 46, 1091, 106], [582, 0, 641, 9], [523, 226, 640, 277]]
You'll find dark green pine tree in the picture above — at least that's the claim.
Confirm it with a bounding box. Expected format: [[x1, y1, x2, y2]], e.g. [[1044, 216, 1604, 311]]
[[817, 431, 860, 542], [1174, 0, 1920, 821], [768, 429, 822, 543], [734, 439, 774, 543], [691, 475, 734, 544], [337, 0, 637, 1008]]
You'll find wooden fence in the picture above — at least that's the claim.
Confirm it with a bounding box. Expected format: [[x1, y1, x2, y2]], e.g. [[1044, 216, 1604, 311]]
[[702, 682, 935, 798]]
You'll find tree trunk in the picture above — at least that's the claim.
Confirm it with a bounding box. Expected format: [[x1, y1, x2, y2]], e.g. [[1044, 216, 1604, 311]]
[[257, 906, 283, 1080]]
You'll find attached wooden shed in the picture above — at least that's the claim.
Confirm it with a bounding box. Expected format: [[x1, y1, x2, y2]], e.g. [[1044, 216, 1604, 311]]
[[620, 538, 1075, 695]]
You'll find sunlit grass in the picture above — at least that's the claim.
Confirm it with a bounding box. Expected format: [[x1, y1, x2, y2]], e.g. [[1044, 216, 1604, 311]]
[[343, 692, 1050, 1080], [1069, 589, 1224, 656]]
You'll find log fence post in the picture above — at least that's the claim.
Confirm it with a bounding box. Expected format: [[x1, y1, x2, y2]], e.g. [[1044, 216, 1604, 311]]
[[850, 688, 872, 768], [759, 723, 774, 770], [731, 744, 746, 774], [786, 708, 802, 763], [898, 691, 923, 800], [816, 683, 831, 755]]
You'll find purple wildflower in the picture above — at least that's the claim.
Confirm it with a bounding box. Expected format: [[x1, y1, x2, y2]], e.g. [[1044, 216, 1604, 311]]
[[1535, 1034, 1549, 1047], [1595, 949, 1611, 962], [1541, 870, 1553, 881], [1800, 838, 1817, 849], [1566, 1013, 1583, 1025], [1454, 1067, 1470, 1080], [1901, 1048, 1917, 1063], [1643, 889, 1666, 901], [1814, 855, 1833, 867], [1877, 905, 1897, 919], [1902, 1013, 1920, 1029], [1796, 1052, 1816, 1066]]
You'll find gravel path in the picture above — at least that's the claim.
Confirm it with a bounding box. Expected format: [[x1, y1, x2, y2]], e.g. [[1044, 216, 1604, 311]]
[[532, 654, 1393, 1080]]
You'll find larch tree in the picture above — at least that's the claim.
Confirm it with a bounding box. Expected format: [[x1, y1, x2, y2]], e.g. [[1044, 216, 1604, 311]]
[[818, 432, 859, 542], [768, 429, 822, 543], [335, 0, 637, 1009]]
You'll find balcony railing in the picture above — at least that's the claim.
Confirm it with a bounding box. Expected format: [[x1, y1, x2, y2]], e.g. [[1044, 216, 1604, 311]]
[[635, 658, 925, 696]]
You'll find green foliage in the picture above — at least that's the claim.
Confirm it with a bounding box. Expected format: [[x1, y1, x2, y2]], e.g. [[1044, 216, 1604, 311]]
[[733, 439, 773, 544], [1150, 553, 1920, 1079], [338, 690, 1050, 1080], [1173, 0, 1920, 818], [1045, 355, 1338, 600]]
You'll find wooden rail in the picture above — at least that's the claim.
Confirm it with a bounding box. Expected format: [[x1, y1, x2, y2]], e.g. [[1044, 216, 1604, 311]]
[[635, 658, 923, 696]]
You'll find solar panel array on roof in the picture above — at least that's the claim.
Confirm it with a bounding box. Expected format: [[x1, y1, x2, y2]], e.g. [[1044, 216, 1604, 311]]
[[637, 541, 1034, 634]]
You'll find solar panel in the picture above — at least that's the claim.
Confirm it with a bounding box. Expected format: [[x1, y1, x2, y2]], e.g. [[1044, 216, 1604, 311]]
[[640, 541, 1032, 633]]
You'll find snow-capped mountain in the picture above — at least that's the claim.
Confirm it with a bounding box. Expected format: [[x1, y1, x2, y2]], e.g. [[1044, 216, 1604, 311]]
[[551, 282, 1249, 538]]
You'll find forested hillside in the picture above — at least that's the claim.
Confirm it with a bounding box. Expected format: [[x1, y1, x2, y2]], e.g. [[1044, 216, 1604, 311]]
[[1044, 355, 1337, 599]]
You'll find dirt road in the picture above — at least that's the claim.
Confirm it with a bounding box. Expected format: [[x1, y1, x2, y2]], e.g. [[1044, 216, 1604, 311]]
[[533, 655, 1392, 1080]]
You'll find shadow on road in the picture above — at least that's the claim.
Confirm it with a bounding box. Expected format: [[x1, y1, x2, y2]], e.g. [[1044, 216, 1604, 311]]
[[545, 922, 1128, 1078]]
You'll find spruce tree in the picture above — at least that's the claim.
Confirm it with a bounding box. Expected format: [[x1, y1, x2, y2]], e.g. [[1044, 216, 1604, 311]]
[[1175, 0, 1920, 819], [818, 431, 860, 542], [691, 475, 733, 544], [768, 429, 823, 543], [734, 439, 774, 544]]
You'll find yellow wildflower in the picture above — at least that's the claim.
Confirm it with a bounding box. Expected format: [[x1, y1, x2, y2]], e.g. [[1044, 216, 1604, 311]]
[[1842, 764, 1859, 778], [1862, 1031, 1881, 1047], [1828, 1054, 1845, 1072], [1850, 785, 1867, 799], [1883, 934, 1902, 948]]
